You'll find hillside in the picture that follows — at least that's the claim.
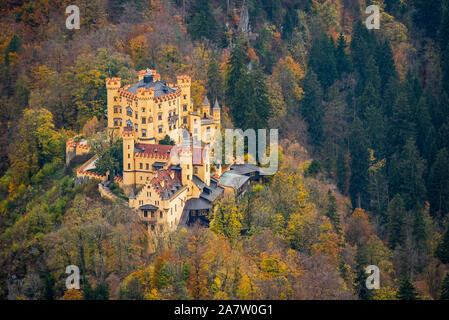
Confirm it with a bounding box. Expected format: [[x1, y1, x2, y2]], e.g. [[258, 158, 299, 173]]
[[1, 0, 449, 300]]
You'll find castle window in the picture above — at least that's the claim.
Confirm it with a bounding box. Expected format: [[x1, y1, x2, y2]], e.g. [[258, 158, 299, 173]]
[[114, 97, 117, 102], [207, 127, 210, 132], [128, 153, 130, 158], [194, 167, 198, 174], [169, 123, 172, 131], [146, 164, 149, 170], [114, 118, 119, 126], [140, 163, 143, 169], [126, 120, 132, 128], [151, 225, 155, 231], [158, 126, 163, 133], [119, 118, 122, 126], [114, 106, 118, 113], [151, 211, 155, 218], [183, 117, 187, 124], [128, 163, 131, 170], [142, 129, 146, 137], [174, 123, 176, 129], [142, 117, 146, 124], [169, 101, 171, 106], [158, 113, 162, 121], [183, 95, 187, 100], [142, 108, 145, 113], [135, 124, 138, 131], [135, 112, 138, 120], [160, 212, 163, 219], [194, 119, 197, 124], [159, 104, 161, 109], [127, 107, 132, 117], [187, 175, 190, 180], [143, 211, 148, 218], [183, 105, 187, 111]]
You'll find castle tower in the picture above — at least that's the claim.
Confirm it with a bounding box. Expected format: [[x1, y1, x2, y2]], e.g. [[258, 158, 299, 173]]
[[177, 75, 192, 125], [122, 129, 136, 193], [213, 99, 221, 125], [179, 132, 193, 195], [202, 96, 210, 119], [106, 77, 122, 129]]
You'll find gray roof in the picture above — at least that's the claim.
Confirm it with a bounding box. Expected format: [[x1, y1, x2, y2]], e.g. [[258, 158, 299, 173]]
[[219, 171, 250, 189], [192, 175, 206, 190], [213, 99, 220, 110], [202, 96, 209, 106], [152, 162, 165, 168], [184, 197, 212, 211], [126, 79, 177, 97], [230, 163, 261, 176], [139, 204, 158, 210]]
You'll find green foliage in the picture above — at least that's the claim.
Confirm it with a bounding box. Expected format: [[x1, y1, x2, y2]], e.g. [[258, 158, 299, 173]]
[[388, 194, 406, 250], [187, 0, 217, 42], [95, 139, 123, 176], [159, 135, 175, 146], [441, 273, 449, 299], [301, 69, 324, 146], [436, 224, 449, 264], [397, 274, 418, 300], [304, 159, 322, 177]]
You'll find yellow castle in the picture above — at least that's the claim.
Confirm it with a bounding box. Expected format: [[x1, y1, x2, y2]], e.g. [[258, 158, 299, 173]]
[[106, 69, 224, 235]]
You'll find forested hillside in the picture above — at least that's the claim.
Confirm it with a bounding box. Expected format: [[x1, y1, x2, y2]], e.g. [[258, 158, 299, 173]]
[[1, 0, 449, 300]]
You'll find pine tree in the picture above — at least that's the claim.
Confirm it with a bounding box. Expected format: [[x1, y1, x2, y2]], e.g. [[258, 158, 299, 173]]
[[349, 117, 370, 209], [336, 149, 350, 196], [388, 194, 406, 250], [397, 274, 418, 300], [308, 35, 337, 89], [388, 92, 416, 156], [207, 55, 223, 103], [326, 189, 341, 235], [355, 243, 372, 300], [375, 40, 398, 94], [412, 0, 442, 39], [388, 139, 427, 210], [436, 224, 449, 264], [301, 69, 324, 146], [187, 0, 217, 42], [428, 148, 449, 217], [441, 273, 449, 299], [335, 33, 352, 77]]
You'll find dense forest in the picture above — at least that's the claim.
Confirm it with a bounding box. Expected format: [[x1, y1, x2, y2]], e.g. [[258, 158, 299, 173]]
[[1, 0, 449, 300]]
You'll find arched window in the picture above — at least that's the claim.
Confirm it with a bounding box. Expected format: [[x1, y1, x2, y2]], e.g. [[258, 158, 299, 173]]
[[126, 120, 132, 128], [127, 107, 133, 117]]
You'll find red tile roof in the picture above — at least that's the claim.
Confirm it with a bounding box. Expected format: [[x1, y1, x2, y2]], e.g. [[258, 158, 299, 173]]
[[135, 143, 173, 160]]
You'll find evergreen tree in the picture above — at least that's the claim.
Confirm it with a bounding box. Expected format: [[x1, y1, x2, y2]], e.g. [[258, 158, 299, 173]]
[[308, 35, 337, 90], [388, 194, 407, 250], [336, 149, 350, 196], [428, 148, 449, 217], [375, 40, 398, 94], [440, 7, 449, 50], [187, 0, 217, 42], [382, 75, 400, 118], [436, 224, 449, 264], [441, 273, 449, 299], [355, 243, 373, 300], [388, 92, 416, 156], [301, 69, 324, 146], [349, 117, 370, 209], [397, 274, 418, 300], [415, 96, 437, 164], [4, 35, 21, 66], [326, 190, 341, 234], [412, 0, 442, 39], [335, 33, 352, 77], [207, 55, 223, 103], [388, 139, 427, 210]]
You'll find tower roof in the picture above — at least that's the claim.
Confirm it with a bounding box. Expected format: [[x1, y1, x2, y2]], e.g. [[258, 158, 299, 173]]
[[213, 99, 220, 110], [202, 96, 210, 106]]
